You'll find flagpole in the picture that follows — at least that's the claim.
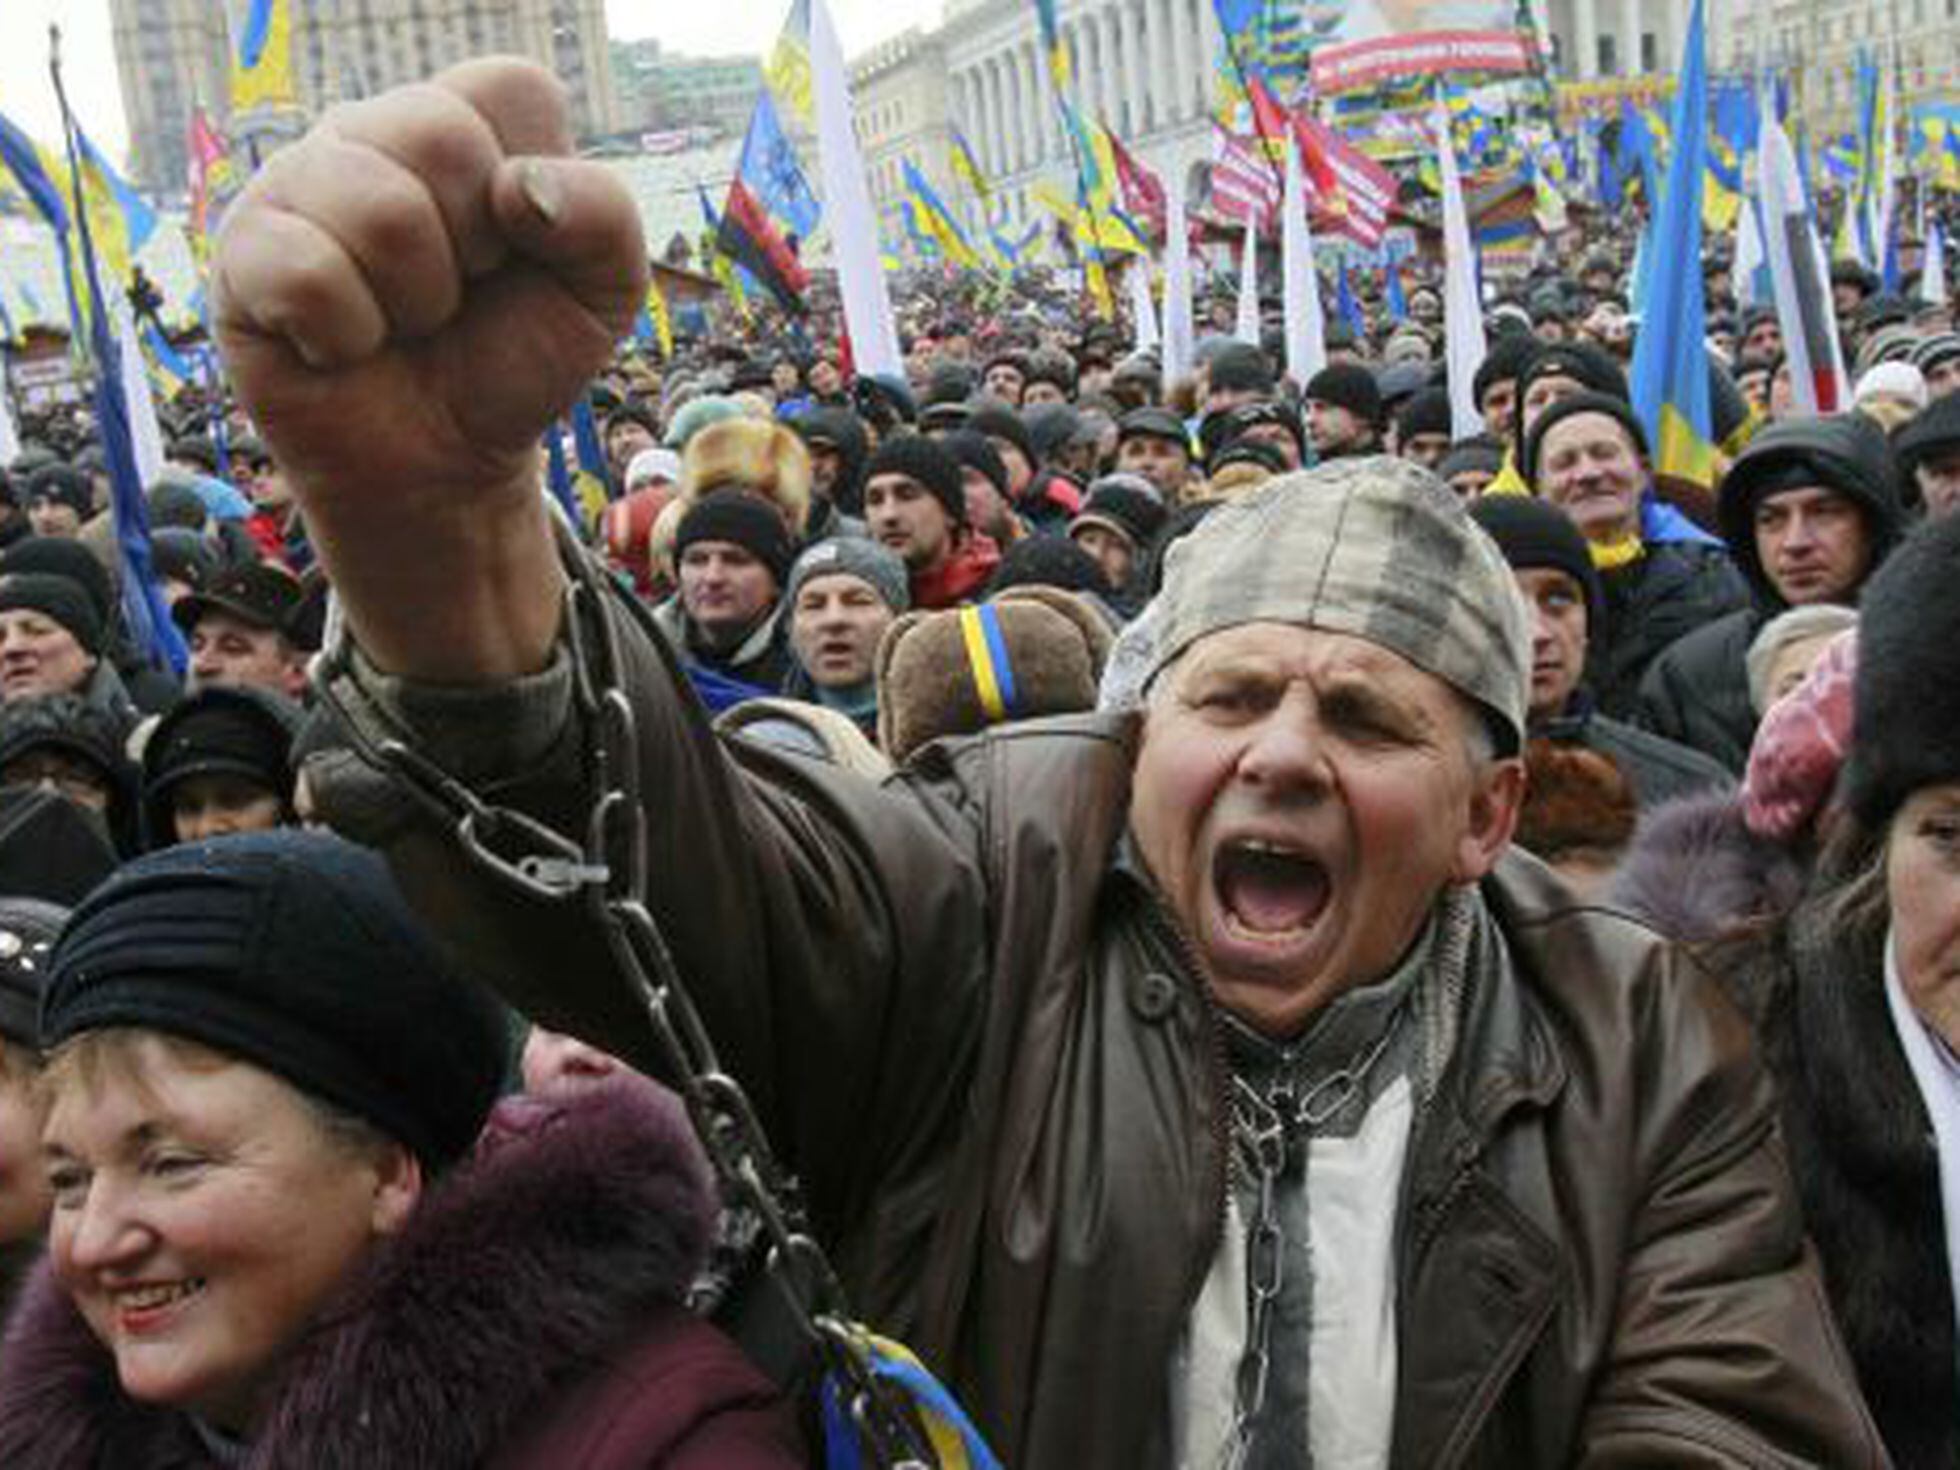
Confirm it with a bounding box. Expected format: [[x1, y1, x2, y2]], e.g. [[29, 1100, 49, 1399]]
[[47, 22, 187, 676]]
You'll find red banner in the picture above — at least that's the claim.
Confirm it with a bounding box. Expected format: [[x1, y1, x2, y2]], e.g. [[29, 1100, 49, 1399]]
[[1310, 30, 1531, 95]]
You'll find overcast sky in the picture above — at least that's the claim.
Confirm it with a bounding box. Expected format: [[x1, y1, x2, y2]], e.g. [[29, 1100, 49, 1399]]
[[0, 0, 943, 169]]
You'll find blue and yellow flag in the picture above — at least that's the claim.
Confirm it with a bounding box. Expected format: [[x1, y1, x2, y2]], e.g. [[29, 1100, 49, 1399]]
[[902, 161, 982, 269], [1033, 0, 1070, 88], [765, 0, 814, 127], [634, 279, 674, 358], [950, 127, 991, 201], [230, 0, 297, 113], [1629, 0, 1716, 505]]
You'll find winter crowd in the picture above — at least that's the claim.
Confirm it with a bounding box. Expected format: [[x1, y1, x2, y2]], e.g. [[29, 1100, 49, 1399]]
[[0, 55, 1957, 1468]]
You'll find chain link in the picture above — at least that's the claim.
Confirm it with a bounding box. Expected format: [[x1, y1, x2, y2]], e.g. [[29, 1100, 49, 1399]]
[[315, 551, 938, 1469], [1217, 1007, 1408, 1470]]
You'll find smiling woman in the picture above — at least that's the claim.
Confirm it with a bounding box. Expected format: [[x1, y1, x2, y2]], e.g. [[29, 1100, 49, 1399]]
[[0, 830, 804, 1469]]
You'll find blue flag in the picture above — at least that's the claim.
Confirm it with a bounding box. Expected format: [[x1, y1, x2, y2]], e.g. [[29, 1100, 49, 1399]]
[[737, 88, 820, 242], [1628, 0, 1717, 511], [48, 113, 184, 674]]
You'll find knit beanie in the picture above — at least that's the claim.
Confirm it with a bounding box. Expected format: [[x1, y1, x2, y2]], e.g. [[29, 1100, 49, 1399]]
[[1393, 388, 1453, 445], [673, 491, 798, 587], [663, 395, 742, 450], [1520, 391, 1651, 489], [43, 830, 508, 1169], [0, 538, 115, 627], [987, 535, 1111, 597], [1909, 332, 1960, 378], [0, 573, 103, 655], [24, 464, 92, 516], [1437, 440, 1504, 483], [1208, 343, 1274, 395], [1304, 363, 1382, 426], [1844, 514, 1960, 829], [1469, 494, 1605, 631], [1472, 331, 1538, 412], [863, 435, 966, 529], [967, 403, 1036, 468], [943, 429, 1009, 498], [1025, 403, 1089, 463], [784, 536, 911, 615], [1895, 390, 1960, 483], [1071, 476, 1169, 552]]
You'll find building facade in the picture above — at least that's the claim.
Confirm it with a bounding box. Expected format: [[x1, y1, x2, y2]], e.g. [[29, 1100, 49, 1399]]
[[1709, 0, 1960, 139], [614, 39, 765, 137], [111, 0, 620, 195], [851, 29, 954, 242], [939, 0, 1224, 232]]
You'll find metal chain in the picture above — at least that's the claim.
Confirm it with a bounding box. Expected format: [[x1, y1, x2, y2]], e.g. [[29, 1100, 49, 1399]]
[[1217, 1006, 1408, 1470], [315, 549, 936, 1470]]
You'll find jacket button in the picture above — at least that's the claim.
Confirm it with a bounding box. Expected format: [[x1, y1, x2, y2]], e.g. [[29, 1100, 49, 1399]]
[[1130, 971, 1179, 1022]]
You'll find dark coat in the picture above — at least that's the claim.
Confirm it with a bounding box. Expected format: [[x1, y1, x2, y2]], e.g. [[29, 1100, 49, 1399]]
[[307, 532, 1886, 1468], [1711, 882, 1960, 1469], [0, 1078, 804, 1470], [1633, 604, 1762, 774], [1539, 702, 1734, 809], [1590, 540, 1749, 721]]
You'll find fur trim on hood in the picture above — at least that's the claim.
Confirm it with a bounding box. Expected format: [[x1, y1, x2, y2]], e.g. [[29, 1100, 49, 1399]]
[[0, 1077, 722, 1469], [1606, 789, 1808, 944]]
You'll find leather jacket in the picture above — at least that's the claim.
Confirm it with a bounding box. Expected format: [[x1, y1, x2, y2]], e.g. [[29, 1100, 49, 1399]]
[[310, 537, 1885, 1469]]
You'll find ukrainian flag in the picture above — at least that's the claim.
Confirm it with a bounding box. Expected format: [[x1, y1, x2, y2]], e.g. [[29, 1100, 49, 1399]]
[[1629, 0, 1717, 510], [950, 128, 991, 201], [765, 0, 814, 126], [1034, 0, 1069, 88], [902, 161, 982, 269], [229, 0, 297, 114]]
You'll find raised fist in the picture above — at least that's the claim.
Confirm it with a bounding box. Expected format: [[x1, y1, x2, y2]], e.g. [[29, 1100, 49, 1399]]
[[212, 59, 648, 677]]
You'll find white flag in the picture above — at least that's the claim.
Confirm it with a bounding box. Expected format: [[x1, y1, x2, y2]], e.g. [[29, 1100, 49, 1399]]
[[1434, 105, 1486, 439], [1923, 220, 1949, 309], [1281, 134, 1326, 386], [1235, 215, 1260, 346], [1129, 260, 1160, 351], [1760, 110, 1847, 414], [809, 0, 901, 380], [114, 296, 167, 490], [1162, 169, 1195, 393], [0, 385, 17, 465], [1733, 195, 1766, 308]]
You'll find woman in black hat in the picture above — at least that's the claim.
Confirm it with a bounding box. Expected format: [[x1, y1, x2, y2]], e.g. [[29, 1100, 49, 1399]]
[[139, 687, 301, 848], [1708, 514, 1960, 1466], [0, 831, 803, 1468]]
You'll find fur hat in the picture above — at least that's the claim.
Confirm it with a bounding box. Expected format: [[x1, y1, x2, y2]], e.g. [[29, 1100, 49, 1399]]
[[875, 587, 1114, 762], [1515, 739, 1638, 862], [1844, 513, 1960, 829], [678, 418, 812, 536]]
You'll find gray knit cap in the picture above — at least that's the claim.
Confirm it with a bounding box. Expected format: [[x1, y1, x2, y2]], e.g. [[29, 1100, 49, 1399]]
[[1103, 456, 1530, 752], [785, 536, 911, 615]]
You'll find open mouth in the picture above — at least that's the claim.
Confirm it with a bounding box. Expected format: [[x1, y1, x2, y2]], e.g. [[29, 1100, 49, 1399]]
[[115, 1277, 206, 1330], [1213, 838, 1332, 942]]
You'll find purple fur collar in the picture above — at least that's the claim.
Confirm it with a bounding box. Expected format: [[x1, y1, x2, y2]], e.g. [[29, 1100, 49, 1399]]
[[0, 1077, 717, 1469]]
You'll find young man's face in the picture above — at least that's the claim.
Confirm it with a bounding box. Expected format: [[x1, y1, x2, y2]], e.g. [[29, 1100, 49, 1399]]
[[865, 472, 955, 572], [1115, 435, 1190, 497], [678, 542, 778, 645], [1753, 486, 1872, 607], [1516, 567, 1589, 723]]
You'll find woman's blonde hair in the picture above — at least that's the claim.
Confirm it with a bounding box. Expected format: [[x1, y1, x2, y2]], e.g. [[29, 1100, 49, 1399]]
[[37, 1027, 391, 1159], [678, 419, 813, 536]]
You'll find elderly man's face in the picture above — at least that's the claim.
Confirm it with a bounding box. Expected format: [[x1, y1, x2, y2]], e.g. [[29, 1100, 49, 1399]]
[[1131, 623, 1521, 1036]]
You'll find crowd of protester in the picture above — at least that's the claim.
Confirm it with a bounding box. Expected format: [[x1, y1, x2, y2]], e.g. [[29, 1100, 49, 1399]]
[[0, 58, 1956, 1467]]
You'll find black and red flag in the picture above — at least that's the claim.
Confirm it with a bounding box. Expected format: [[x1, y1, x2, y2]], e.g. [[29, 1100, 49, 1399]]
[[717, 177, 809, 314]]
